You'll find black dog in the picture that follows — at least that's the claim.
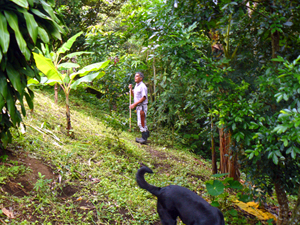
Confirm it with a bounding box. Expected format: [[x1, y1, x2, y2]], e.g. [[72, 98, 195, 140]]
[[136, 165, 225, 225]]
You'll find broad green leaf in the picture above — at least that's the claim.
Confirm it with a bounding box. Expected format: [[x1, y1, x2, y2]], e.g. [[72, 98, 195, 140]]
[[0, 13, 10, 54], [27, 78, 39, 86], [24, 91, 33, 109], [27, 0, 33, 6], [31, 9, 52, 21], [271, 56, 285, 62], [206, 180, 224, 196], [44, 79, 60, 86], [57, 63, 80, 70], [9, 0, 29, 8], [38, 27, 50, 43], [57, 32, 83, 56], [47, 21, 62, 40], [70, 60, 110, 79], [0, 94, 4, 110], [228, 180, 243, 190], [0, 73, 8, 98], [22, 64, 35, 78], [40, 0, 60, 23], [70, 71, 105, 90], [211, 173, 229, 178], [23, 10, 38, 44], [33, 52, 62, 82], [6, 64, 24, 94], [272, 154, 279, 165], [62, 51, 94, 60], [6, 92, 16, 125], [4, 11, 29, 60]]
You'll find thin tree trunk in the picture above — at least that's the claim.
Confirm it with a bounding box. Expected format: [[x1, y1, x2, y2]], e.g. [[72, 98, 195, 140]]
[[275, 181, 290, 225], [153, 54, 156, 102], [288, 186, 300, 225], [54, 84, 58, 104], [65, 94, 72, 134], [211, 116, 217, 174], [271, 30, 280, 59]]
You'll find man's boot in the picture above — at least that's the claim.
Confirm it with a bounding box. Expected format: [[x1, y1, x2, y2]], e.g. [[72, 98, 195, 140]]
[[145, 130, 150, 138], [136, 132, 147, 144]]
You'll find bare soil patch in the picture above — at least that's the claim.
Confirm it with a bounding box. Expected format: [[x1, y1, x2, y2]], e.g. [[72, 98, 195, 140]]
[[1, 149, 56, 197]]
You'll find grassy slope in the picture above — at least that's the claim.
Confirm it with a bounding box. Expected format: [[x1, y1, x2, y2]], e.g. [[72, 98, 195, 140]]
[[1, 89, 216, 224]]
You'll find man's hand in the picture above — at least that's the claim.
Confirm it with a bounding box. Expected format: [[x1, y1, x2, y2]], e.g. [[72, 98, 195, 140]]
[[129, 103, 136, 109], [128, 84, 132, 90]]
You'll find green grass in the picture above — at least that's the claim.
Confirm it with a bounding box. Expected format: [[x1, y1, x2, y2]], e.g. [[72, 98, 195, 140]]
[[0, 89, 266, 224], [0, 89, 214, 224]]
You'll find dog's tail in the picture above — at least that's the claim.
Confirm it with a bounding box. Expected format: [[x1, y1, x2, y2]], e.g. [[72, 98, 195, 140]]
[[136, 165, 161, 197]]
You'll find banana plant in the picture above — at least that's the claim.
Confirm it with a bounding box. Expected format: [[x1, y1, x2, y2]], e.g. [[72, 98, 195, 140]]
[[31, 32, 110, 135]]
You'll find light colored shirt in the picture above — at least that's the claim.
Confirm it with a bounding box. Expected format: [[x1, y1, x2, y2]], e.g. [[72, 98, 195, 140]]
[[133, 81, 148, 105]]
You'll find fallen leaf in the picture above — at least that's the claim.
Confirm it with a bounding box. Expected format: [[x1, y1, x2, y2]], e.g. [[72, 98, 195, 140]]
[[234, 201, 277, 221], [2, 207, 15, 219], [76, 196, 83, 201]]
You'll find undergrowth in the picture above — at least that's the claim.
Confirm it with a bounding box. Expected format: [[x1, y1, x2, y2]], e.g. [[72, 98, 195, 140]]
[[0, 88, 266, 224]]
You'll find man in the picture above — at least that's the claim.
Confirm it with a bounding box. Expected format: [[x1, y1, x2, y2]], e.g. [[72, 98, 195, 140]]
[[129, 72, 150, 144]]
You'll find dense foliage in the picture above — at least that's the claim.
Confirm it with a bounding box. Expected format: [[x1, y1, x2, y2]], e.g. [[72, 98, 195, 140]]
[[83, 0, 300, 224], [0, 0, 63, 149], [1, 0, 300, 224]]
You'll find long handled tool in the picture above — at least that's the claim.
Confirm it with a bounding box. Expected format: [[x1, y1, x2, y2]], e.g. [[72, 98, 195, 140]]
[[129, 89, 132, 132]]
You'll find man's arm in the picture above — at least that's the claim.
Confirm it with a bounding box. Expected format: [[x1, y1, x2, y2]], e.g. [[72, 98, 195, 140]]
[[130, 96, 146, 109]]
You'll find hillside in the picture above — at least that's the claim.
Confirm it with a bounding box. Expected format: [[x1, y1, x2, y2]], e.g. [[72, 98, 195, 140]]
[[0, 89, 269, 224]]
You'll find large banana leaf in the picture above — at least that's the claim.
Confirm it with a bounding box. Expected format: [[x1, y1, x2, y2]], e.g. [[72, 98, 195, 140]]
[[57, 62, 80, 70], [70, 60, 110, 79], [61, 51, 94, 60], [70, 71, 105, 90], [0, 13, 10, 54], [57, 32, 83, 56], [4, 11, 30, 60], [33, 52, 62, 82]]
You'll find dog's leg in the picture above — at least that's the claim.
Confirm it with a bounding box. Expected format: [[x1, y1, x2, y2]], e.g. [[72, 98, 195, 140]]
[[157, 202, 177, 225]]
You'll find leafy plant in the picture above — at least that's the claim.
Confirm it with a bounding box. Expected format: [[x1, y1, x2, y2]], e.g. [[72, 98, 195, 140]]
[[31, 32, 110, 136], [33, 172, 52, 199], [0, 0, 63, 149], [206, 173, 248, 208]]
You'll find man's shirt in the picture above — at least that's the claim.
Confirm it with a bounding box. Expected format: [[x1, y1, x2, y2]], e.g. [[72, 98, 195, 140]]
[[134, 81, 148, 105]]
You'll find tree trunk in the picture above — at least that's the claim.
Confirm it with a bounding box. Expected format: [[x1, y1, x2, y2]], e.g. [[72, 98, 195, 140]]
[[65, 94, 72, 134], [219, 127, 229, 173], [271, 30, 280, 59], [288, 186, 300, 225], [211, 117, 217, 174], [54, 84, 58, 104], [219, 127, 240, 180], [275, 181, 290, 225], [229, 147, 240, 180]]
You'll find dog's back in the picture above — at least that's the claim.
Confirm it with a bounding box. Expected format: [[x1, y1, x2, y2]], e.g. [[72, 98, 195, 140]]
[[136, 165, 225, 225]]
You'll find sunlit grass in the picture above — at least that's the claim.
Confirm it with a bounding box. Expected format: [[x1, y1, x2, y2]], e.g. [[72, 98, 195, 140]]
[[1, 89, 211, 224]]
